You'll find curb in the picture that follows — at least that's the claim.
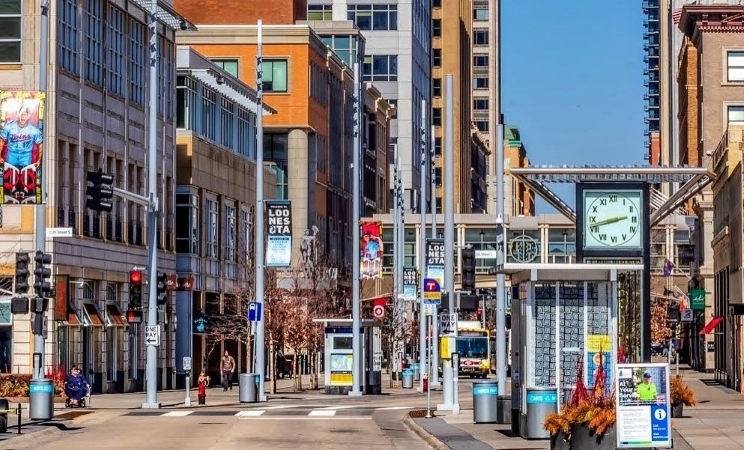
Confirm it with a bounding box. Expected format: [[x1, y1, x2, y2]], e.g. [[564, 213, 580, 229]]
[[402, 416, 450, 450], [0, 409, 105, 449]]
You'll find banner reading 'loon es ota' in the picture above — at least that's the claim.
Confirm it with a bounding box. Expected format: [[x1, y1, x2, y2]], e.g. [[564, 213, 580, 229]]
[[0, 91, 45, 205], [265, 200, 292, 267]]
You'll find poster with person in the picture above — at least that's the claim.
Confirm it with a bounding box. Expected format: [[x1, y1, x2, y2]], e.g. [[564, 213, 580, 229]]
[[360, 221, 383, 279], [0, 91, 45, 204], [615, 362, 671, 448]]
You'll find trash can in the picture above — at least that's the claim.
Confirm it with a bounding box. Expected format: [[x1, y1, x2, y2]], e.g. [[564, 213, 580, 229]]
[[28, 378, 54, 420], [563, 385, 576, 405], [472, 380, 499, 423], [524, 387, 558, 439], [239, 373, 259, 403], [412, 364, 420, 381], [402, 370, 414, 389]]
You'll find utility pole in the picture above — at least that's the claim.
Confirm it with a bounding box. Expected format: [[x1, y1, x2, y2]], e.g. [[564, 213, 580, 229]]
[[32, 0, 49, 384], [350, 57, 362, 397], [392, 156, 400, 378], [443, 74, 455, 332], [417, 100, 427, 391], [143, 0, 161, 408], [254, 20, 268, 401], [429, 124, 439, 387], [397, 164, 405, 369]]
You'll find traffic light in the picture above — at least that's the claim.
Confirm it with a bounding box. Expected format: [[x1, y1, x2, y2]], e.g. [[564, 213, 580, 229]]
[[14, 253, 30, 294], [461, 247, 476, 291], [33, 251, 52, 298], [85, 170, 115, 212], [130, 270, 143, 308], [156, 271, 168, 305]]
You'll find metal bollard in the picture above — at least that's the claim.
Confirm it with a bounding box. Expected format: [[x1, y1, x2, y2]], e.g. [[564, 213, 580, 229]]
[[17, 403, 21, 434]]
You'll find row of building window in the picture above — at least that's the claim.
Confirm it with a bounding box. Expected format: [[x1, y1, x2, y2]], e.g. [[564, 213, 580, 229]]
[[363, 55, 398, 82], [207, 58, 288, 93], [308, 4, 398, 31]]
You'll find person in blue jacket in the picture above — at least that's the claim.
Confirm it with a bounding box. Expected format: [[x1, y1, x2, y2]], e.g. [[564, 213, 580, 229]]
[[64, 365, 90, 405]]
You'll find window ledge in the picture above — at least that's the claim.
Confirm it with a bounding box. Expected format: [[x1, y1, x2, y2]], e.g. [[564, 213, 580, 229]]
[[0, 64, 22, 70]]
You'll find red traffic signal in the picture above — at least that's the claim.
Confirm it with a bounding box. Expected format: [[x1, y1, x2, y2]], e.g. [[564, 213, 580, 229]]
[[130, 270, 143, 284]]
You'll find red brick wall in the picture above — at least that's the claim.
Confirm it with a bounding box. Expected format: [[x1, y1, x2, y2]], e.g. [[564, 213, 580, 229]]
[[174, 0, 307, 25]]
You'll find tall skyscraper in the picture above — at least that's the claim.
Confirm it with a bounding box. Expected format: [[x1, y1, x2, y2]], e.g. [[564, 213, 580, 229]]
[[643, 0, 661, 165]]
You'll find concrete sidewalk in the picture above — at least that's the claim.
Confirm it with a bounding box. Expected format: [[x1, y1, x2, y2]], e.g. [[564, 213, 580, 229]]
[[404, 367, 744, 450]]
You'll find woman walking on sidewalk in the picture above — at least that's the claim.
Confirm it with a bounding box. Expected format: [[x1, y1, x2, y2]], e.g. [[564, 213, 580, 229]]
[[221, 351, 236, 391]]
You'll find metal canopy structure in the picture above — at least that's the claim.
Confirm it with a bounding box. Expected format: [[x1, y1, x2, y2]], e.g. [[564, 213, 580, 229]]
[[509, 165, 715, 227]]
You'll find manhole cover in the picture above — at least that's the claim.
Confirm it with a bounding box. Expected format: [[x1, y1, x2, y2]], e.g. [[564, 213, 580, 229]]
[[409, 410, 436, 418], [55, 411, 93, 420]]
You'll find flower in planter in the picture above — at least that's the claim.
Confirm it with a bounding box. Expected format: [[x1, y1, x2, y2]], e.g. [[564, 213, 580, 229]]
[[670, 376, 697, 407]]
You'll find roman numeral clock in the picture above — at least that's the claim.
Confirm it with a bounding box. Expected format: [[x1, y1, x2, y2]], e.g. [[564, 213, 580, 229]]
[[576, 182, 649, 261]]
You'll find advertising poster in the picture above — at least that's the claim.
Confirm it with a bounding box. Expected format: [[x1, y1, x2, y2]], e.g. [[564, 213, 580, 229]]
[[586, 334, 612, 392], [329, 353, 353, 386], [615, 363, 672, 449], [425, 239, 445, 285], [265, 200, 292, 267], [0, 91, 45, 204], [360, 221, 383, 279], [402, 267, 418, 301]]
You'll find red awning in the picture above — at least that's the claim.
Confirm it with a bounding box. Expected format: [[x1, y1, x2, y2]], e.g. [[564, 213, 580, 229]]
[[699, 316, 724, 335]]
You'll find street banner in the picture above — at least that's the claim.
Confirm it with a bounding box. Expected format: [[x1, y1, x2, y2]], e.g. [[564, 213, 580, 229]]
[[426, 239, 445, 286], [402, 267, 418, 301], [265, 200, 292, 267], [615, 362, 672, 449], [360, 221, 383, 279], [0, 91, 45, 204]]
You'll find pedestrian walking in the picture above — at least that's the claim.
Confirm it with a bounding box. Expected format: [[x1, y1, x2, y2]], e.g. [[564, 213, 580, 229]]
[[221, 350, 236, 391]]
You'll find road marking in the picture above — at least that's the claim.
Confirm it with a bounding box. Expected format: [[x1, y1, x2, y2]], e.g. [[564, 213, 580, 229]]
[[235, 410, 265, 417], [238, 417, 371, 420], [162, 411, 193, 417], [377, 406, 413, 411], [318, 406, 357, 410], [262, 405, 302, 410], [308, 410, 337, 417]]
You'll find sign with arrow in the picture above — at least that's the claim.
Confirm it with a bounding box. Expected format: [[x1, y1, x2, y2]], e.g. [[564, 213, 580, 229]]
[[145, 325, 160, 347]]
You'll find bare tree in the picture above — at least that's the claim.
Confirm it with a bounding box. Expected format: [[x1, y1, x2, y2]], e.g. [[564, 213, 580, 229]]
[[378, 298, 415, 387]]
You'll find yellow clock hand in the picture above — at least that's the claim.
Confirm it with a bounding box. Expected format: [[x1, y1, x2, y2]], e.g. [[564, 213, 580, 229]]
[[592, 215, 628, 227]]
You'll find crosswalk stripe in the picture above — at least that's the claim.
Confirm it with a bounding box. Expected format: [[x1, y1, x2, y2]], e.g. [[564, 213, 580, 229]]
[[162, 411, 193, 417], [317, 406, 356, 410], [235, 410, 265, 417], [308, 410, 337, 417], [377, 406, 412, 411]]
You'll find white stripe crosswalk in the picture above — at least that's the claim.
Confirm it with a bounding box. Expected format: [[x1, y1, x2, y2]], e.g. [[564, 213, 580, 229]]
[[133, 405, 414, 419]]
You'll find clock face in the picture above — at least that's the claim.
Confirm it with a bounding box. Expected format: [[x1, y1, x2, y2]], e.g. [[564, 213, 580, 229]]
[[583, 190, 643, 250]]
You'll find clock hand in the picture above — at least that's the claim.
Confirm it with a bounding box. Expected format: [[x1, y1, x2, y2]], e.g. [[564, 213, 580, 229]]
[[592, 215, 628, 227]]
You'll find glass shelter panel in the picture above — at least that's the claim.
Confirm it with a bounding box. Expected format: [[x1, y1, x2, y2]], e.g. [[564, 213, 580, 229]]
[[531, 283, 556, 387], [558, 282, 584, 388]]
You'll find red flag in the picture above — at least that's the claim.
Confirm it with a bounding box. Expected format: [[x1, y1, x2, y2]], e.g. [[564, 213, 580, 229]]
[[672, 7, 683, 25]]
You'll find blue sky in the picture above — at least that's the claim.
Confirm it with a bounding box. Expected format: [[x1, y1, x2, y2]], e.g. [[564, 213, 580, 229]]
[[501, 0, 646, 213]]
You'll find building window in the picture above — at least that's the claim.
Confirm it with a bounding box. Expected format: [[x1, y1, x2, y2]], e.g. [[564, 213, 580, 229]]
[[129, 19, 146, 105], [433, 78, 441, 97], [225, 204, 236, 262], [473, 8, 488, 20], [435, 197, 442, 214], [211, 59, 239, 78], [348, 4, 398, 31], [363, 55, 398, 82], [434, 136, 442, 156], [727, 51, 744, 82], [433, 0, 441, 7], [432, 19, 441, 37], [84, 0, 103, 85], [308, 4, 333, 21], [434, 167, 442, 186], [728, 105, 744, 125], [175, 191, 200, 255], [474, 99, 489, 110], [237, 106, 255, 158], [205, 198, 218, 258], [475, 121, 489, 132], [105, 284, 118, 381], [433, 108, 442, 126], [474, 30, 489, 46], [321, 34, 356, 67], [474, 55, 489, 67], [433, 49, 442, 67], [263, 59, 288, 93], [474, 77, 489, 89], [0, 0, 20, 63], [202, 87, 217, 140], [107, 5, 126, 95], [176, 76, 198, 130], [220, 97, 234, 148], [58, 0, 78, 72], [241, 208, 253, 261]]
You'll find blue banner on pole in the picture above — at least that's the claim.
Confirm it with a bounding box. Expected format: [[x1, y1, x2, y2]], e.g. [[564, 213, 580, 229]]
[[248, 302, 262, 322]]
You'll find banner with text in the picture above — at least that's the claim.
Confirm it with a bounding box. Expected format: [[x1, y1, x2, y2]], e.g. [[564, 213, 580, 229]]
[[402, 267, 418, 301], [265, 200, 292, 267], [426, 239, 445, 286], [361, 221, 383, 279], [0, 91, 46, 204], [615, 362, 671, 449]]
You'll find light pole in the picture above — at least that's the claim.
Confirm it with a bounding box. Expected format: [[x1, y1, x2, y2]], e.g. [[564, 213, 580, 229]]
[[350, 55, 362, 397], [417, 100, 427, 391]]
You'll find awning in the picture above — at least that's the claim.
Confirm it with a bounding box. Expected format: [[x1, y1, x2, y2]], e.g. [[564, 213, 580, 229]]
[[66, 311, 81, 326], [699, 316, 724, 335], [81, 303, 105, 327], [105, 304, 127, 327]]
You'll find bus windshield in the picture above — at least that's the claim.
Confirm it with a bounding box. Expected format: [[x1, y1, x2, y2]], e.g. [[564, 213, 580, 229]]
[[455, 337, 488, 359]]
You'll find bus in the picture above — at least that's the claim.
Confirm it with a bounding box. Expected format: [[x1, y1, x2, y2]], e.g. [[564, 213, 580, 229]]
[[489, 328, 512, 376], [442, 321, 491, 378]]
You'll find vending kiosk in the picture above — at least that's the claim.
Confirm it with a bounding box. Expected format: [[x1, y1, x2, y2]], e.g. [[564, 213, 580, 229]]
[[315, 319, 382, 395]]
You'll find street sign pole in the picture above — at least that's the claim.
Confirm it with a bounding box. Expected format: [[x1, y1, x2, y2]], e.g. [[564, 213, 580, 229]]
[[418, 100, 427, 392]]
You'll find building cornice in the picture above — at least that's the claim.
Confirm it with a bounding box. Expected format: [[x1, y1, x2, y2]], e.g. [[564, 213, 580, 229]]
[[176, 25, 329, 58], [678, 5, 744, 36]]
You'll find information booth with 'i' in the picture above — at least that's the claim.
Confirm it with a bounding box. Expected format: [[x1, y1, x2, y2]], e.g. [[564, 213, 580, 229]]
[[314, 319, 382, 395], [506, 263, 642, 440]]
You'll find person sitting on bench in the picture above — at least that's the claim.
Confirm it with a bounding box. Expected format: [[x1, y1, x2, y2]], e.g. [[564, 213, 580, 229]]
[[64, 365, 90, 405]]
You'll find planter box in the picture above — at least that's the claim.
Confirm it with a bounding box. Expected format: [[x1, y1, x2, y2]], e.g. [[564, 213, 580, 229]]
[[672, 403, 684, 418], [570, 423, 616, 450], [550, 430, 570, 450]]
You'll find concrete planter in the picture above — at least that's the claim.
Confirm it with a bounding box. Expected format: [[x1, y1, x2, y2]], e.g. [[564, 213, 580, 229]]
[[569, 423, 616, 450], [672, 402, 684, 418], [549, 430, 570, 450]]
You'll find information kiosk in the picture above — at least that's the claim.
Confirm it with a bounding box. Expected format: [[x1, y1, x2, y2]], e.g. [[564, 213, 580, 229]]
[[315, 319, 381, 395]]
